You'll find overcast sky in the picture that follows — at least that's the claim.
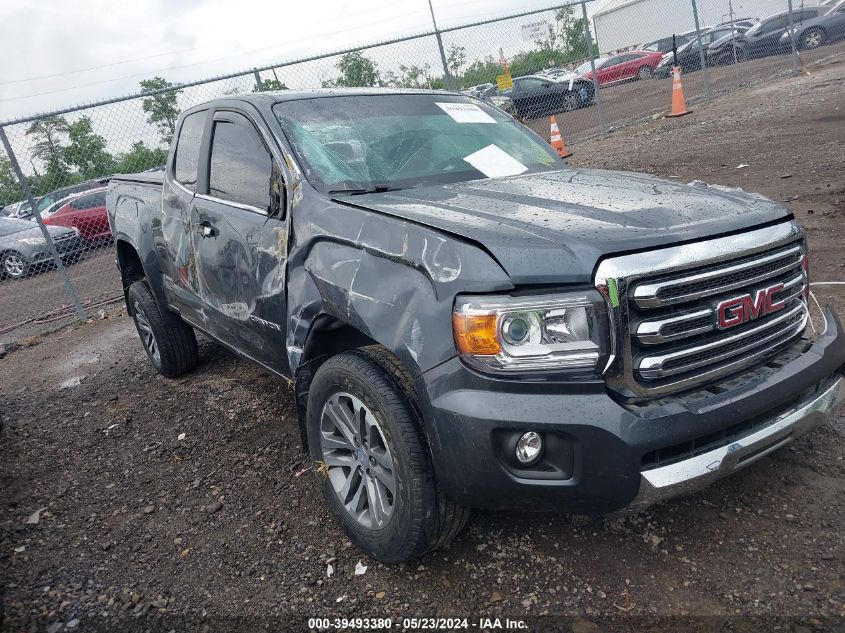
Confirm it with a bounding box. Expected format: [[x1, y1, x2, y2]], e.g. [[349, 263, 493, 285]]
[[0, 0, 603, 122]]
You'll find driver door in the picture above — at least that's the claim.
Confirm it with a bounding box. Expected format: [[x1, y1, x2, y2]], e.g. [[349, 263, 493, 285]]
[[190, 109, 290, 373]]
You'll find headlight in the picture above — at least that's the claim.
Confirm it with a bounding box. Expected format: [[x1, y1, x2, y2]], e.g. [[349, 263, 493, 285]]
[[19, 236, 47, 245], [452, 290, 611, 376]]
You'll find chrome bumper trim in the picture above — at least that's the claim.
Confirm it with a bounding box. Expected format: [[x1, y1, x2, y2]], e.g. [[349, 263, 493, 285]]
[[624, 374, 845, 514]]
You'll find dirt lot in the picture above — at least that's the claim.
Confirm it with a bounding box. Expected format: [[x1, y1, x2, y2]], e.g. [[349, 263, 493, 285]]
[[1, 57, 844, 633]]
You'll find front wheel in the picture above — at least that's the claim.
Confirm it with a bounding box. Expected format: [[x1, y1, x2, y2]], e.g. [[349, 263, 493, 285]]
[[307, 347, 469, 563], [637, 65, 653, 80], [127, 281, 198, 378], [800, 28, 826, 50], [561, 93, 579, 112], [1, 251, 29, 279]]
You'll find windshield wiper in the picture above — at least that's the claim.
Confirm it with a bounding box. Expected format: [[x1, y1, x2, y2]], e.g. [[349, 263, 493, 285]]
[[327, 183, 403, 196]]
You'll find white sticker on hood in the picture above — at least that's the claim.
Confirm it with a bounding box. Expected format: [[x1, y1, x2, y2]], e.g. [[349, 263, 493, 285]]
[[436, 102, 496, 124], [463, 144, 529, 178]]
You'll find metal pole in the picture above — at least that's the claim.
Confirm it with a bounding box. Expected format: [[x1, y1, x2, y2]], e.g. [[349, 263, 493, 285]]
[[786, 0, 801, 75], [690, 0, 711, 100], [427, 0, 454, 90], [253, 69, 264, 92], [582, 0, 606, 138], [0, 126, 86, 321]]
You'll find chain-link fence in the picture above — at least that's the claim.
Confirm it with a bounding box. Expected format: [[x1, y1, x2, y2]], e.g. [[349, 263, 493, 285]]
[[1, 0, 843, 346]]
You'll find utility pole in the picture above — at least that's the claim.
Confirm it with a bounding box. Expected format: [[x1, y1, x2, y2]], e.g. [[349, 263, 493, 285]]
[[690, 0, 711, 100], [428, 0, 454, 90]]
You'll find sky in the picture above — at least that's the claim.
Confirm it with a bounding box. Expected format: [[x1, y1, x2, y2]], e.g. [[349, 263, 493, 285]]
[[0, 0, 603, 123]]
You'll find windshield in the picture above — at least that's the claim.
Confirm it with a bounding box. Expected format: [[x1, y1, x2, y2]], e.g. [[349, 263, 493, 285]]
[[272, 94, 560, 194], [0, 218, 33, 236]]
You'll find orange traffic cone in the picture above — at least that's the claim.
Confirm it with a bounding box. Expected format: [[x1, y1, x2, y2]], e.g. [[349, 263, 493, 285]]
[[549, 115, 572, 158], [667, 66, 691, 118]]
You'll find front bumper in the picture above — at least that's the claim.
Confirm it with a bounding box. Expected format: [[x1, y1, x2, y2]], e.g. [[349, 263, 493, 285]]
[[417, 308, 845, 514]]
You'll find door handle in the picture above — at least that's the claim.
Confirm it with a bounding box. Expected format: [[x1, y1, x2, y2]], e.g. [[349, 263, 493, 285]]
[[196, 221, 217, 238]]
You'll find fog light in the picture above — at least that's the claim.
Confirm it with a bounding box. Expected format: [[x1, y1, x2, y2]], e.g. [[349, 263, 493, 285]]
[[515, 431, 543, 465]]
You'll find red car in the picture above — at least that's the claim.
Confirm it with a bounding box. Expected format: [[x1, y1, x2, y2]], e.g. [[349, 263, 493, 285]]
[[581, 50, 665, 85], [42, 188, 111, 243]]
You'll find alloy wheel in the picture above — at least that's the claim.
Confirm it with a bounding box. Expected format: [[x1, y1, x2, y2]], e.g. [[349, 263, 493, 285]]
[[133, 300, 161, 364], [319, 392, 397, 530], [3, 254, 25, 278], [562, 94, 579, 112], [802, 30, 823, 49]]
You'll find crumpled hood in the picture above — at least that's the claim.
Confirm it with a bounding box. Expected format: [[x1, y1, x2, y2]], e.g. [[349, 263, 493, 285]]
[[337, 169, 792, 284]]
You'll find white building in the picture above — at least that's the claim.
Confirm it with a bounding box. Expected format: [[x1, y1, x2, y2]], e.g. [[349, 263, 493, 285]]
[[592, 0, 805, 53]]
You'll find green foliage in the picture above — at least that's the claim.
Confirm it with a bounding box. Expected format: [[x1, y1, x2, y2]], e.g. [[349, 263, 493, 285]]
[[0, 152, 24, 206], [446, 44, 467, 80], [26, 115, 70, 181], [63, 116, 114, 180], [256, 78, 288, 92], [140, 77, 182, 145], [383, 64, 435, 89], [113, 141, 168, 174], [322, 51, 379, 88]]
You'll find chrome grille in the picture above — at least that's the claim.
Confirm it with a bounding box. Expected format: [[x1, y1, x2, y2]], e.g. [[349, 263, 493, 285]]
[[595, 221, 809, 398]]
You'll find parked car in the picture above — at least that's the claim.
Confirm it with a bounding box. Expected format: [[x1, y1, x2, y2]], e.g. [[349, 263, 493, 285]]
[[461, 83, 495, 98], [779, 0, 845, 50], [712, 16, 759, 29], [654, 26, 750, 78], [0, 217, 83, 280], [16, 178, 110, 220], [574, 58, 609, 76], [41, 188, 110, 243], [108, 90, 845, 563], [1, 200, 32, 220], [500, 74, 595, 119], [639, 31, 696, 53], [715, 6, 825, 62], [581, 50, 664, 84]]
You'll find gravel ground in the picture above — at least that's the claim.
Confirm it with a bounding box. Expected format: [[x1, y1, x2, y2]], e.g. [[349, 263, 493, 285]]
[[1, 57, 844, 633]]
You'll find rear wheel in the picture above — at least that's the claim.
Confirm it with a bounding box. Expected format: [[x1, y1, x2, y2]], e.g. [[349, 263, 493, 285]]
[[127, 281, 198, 378], [637, 65, 653, 80], [307, 347, 469, 563], [800, 28, 826, 50], [561, 93, 579, 112], [1, 251, 29, 280]]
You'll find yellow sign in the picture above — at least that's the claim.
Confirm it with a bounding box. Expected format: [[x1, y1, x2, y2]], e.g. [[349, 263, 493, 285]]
[[496, 73, 513, 91]]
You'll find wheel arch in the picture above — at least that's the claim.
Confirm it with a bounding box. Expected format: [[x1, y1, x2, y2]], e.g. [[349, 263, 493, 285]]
[[115, 239, 146, 315]]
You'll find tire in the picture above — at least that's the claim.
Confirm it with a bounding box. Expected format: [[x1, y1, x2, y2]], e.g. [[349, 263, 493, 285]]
[[127, 281, 198, 378], [561, 93, 579, 112], [637, 65, 653, 80], [800, 28, 826, 50], [1, 251, 29, 280], [307, 346, 469, 563]]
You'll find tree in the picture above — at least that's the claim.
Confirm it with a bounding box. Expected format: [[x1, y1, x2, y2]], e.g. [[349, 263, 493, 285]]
[[384, 64, 434, 89], [535, 8, 590, 62], [446, 44, 467, 84], [113, 141, 169, 174], [64, 116, 113, 179], [322, 51, 379, 88], [26, 115, 69, 178], [0, 151, 24, 206], [140, 77, 181, 145], [255, 78, 288, 92]]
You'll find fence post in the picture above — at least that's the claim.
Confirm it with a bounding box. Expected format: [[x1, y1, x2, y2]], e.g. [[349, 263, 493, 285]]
[[690, 0, 711, 101], [427, 0, 454, 90], [786, 0, 801, 75], [581, 0, 606, 138], [0, 126, 87, 322], [253, 69, 265, 92]]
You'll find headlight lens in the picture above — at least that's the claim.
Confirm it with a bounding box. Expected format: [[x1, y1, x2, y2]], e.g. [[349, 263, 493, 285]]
[[19, 236, 46, 245], [453, 290, 611, 375]]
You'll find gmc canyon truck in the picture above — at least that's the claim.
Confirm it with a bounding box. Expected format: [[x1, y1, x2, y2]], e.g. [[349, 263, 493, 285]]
[[107, 90, 845, 563]]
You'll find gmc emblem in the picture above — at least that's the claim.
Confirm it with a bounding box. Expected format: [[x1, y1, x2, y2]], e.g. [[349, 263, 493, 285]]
[[716, 283, 785, 330]]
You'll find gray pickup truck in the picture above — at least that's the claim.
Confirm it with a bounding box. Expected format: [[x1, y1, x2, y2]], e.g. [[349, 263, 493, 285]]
[[107, 89, 845, 562]]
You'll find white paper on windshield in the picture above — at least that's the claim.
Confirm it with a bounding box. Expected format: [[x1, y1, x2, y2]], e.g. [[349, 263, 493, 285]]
[[436, 102, 496, 124], [463, 144, 528, 178]]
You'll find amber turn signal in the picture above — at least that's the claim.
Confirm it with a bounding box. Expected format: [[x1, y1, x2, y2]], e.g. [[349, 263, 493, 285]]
[[452, 313, 501, 356]]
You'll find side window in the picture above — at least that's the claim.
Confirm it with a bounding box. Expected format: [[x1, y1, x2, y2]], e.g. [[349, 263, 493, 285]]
[[208, 113, 274, 212], [174, 111, 205, 191], [71, 196, 89, 210], [90, 191, 107, 207]]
